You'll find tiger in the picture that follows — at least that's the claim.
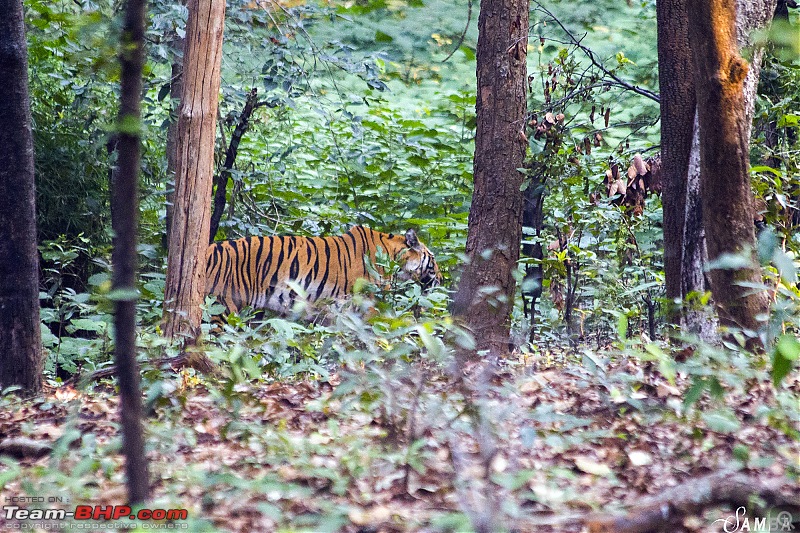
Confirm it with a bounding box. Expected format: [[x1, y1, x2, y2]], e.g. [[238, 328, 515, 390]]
[[205, 226, 442, 318]]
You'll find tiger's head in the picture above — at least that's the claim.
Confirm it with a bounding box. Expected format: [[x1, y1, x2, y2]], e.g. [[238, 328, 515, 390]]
[[392, 229, 442, 289]]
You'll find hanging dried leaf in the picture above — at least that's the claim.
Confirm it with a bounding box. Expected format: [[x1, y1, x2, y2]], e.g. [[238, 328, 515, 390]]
[[545, 112, 556, 124], [627, 165, 637, 180], [555, 112, 565, 123], [594, 133, 602, 147], [604, 107, 611, 128], [633, 153, 648, 175], [590, 105, 596, 124], [584, 137, 592, 154]]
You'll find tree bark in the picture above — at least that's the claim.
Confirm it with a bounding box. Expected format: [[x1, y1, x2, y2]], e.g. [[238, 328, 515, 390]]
[[164, 32, 184, 252], [656, 0, 696, 324], [113, 0, 150, 504], [0, 0, 43, 395], [681, 116, 718, 340], [451, 0, 529, 356], [163, 0, 225, 340], [687, 0, 771, 333]]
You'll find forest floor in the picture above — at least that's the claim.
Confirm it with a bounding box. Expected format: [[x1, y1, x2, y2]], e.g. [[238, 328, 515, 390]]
[[1, 348, 798, 532]]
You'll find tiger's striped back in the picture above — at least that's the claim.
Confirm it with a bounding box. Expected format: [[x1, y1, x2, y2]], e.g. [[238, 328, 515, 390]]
[[205, 226, 441, 316]]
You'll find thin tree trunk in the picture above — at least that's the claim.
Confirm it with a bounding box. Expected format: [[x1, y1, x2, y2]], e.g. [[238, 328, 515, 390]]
[[164, 33, 184, 251], [163, 0, 225, 340], [451, 0, 529, 356], [656, 0, 696, 324], [0, 0, 43, 395], [687, 0, 771, 334], [682, 115, 717, 340], [522, 174, 545, 341], [113, 0, 150, 504]]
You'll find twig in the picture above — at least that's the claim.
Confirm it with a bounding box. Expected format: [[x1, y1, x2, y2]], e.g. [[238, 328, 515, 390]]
[[441, 0, 472, 63]]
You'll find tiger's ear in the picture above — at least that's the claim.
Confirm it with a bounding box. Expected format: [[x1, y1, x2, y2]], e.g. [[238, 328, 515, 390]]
[[405, 229, 420, 249]]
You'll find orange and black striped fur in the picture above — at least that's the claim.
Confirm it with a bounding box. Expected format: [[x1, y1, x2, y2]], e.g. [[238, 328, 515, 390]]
[[205, 226, 441, 317]]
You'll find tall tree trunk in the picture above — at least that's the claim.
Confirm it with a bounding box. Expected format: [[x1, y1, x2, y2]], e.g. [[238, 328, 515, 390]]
[[687, 0, 772, 334], [661, 0, 775, 340], [164, 33, 184, 252], [657, 0, 696, 324], [681, 116, 717, 340], [451, 0, 529, 355], [163, 0, 225, 340], [0, 0, 43, 395], [114, 0, 150, 504]]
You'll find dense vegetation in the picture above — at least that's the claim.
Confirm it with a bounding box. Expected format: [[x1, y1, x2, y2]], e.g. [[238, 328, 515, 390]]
[[2, 0, 798, 531]]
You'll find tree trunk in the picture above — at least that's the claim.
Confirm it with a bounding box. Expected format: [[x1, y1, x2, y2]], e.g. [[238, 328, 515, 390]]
[[113, 0, 150, 504], [163, 0, 225, 340], [0, 0, 43, 395], [687, 0, 772, 334], [656, 0, 696, 324], [522, 174, 545, 342], [451, 0, 529, 355], [682, 116, 718, 340], [164, 32, 184, 252]]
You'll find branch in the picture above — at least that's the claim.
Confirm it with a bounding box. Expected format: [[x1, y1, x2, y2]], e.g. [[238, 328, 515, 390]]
[[441, 0, 472, 63], [209, 87, 260, 243], [532, 1, 660, 103], [516, 470, 799, 532]]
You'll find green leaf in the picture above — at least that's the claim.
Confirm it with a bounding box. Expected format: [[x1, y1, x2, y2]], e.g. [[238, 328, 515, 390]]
[[374, 30, 393, 43], [777, 113, 799, 128], [116, 114, 143, 136], [157, 83, 171, 102], [772, 335, 799, 386], [705, 252, 752, 271], [772, 249, 797, 284], [459, 45, 476, 60], [107, 288, 140, 302], [776, 334, 800, 361], [701, 408, 741, 433], [750, 165, 781, 176], [66, 318, 107, 334], [683, 377, 706, 408]]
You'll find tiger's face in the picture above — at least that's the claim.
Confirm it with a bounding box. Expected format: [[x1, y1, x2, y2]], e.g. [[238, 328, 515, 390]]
[[394, 229, 442, 289]]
